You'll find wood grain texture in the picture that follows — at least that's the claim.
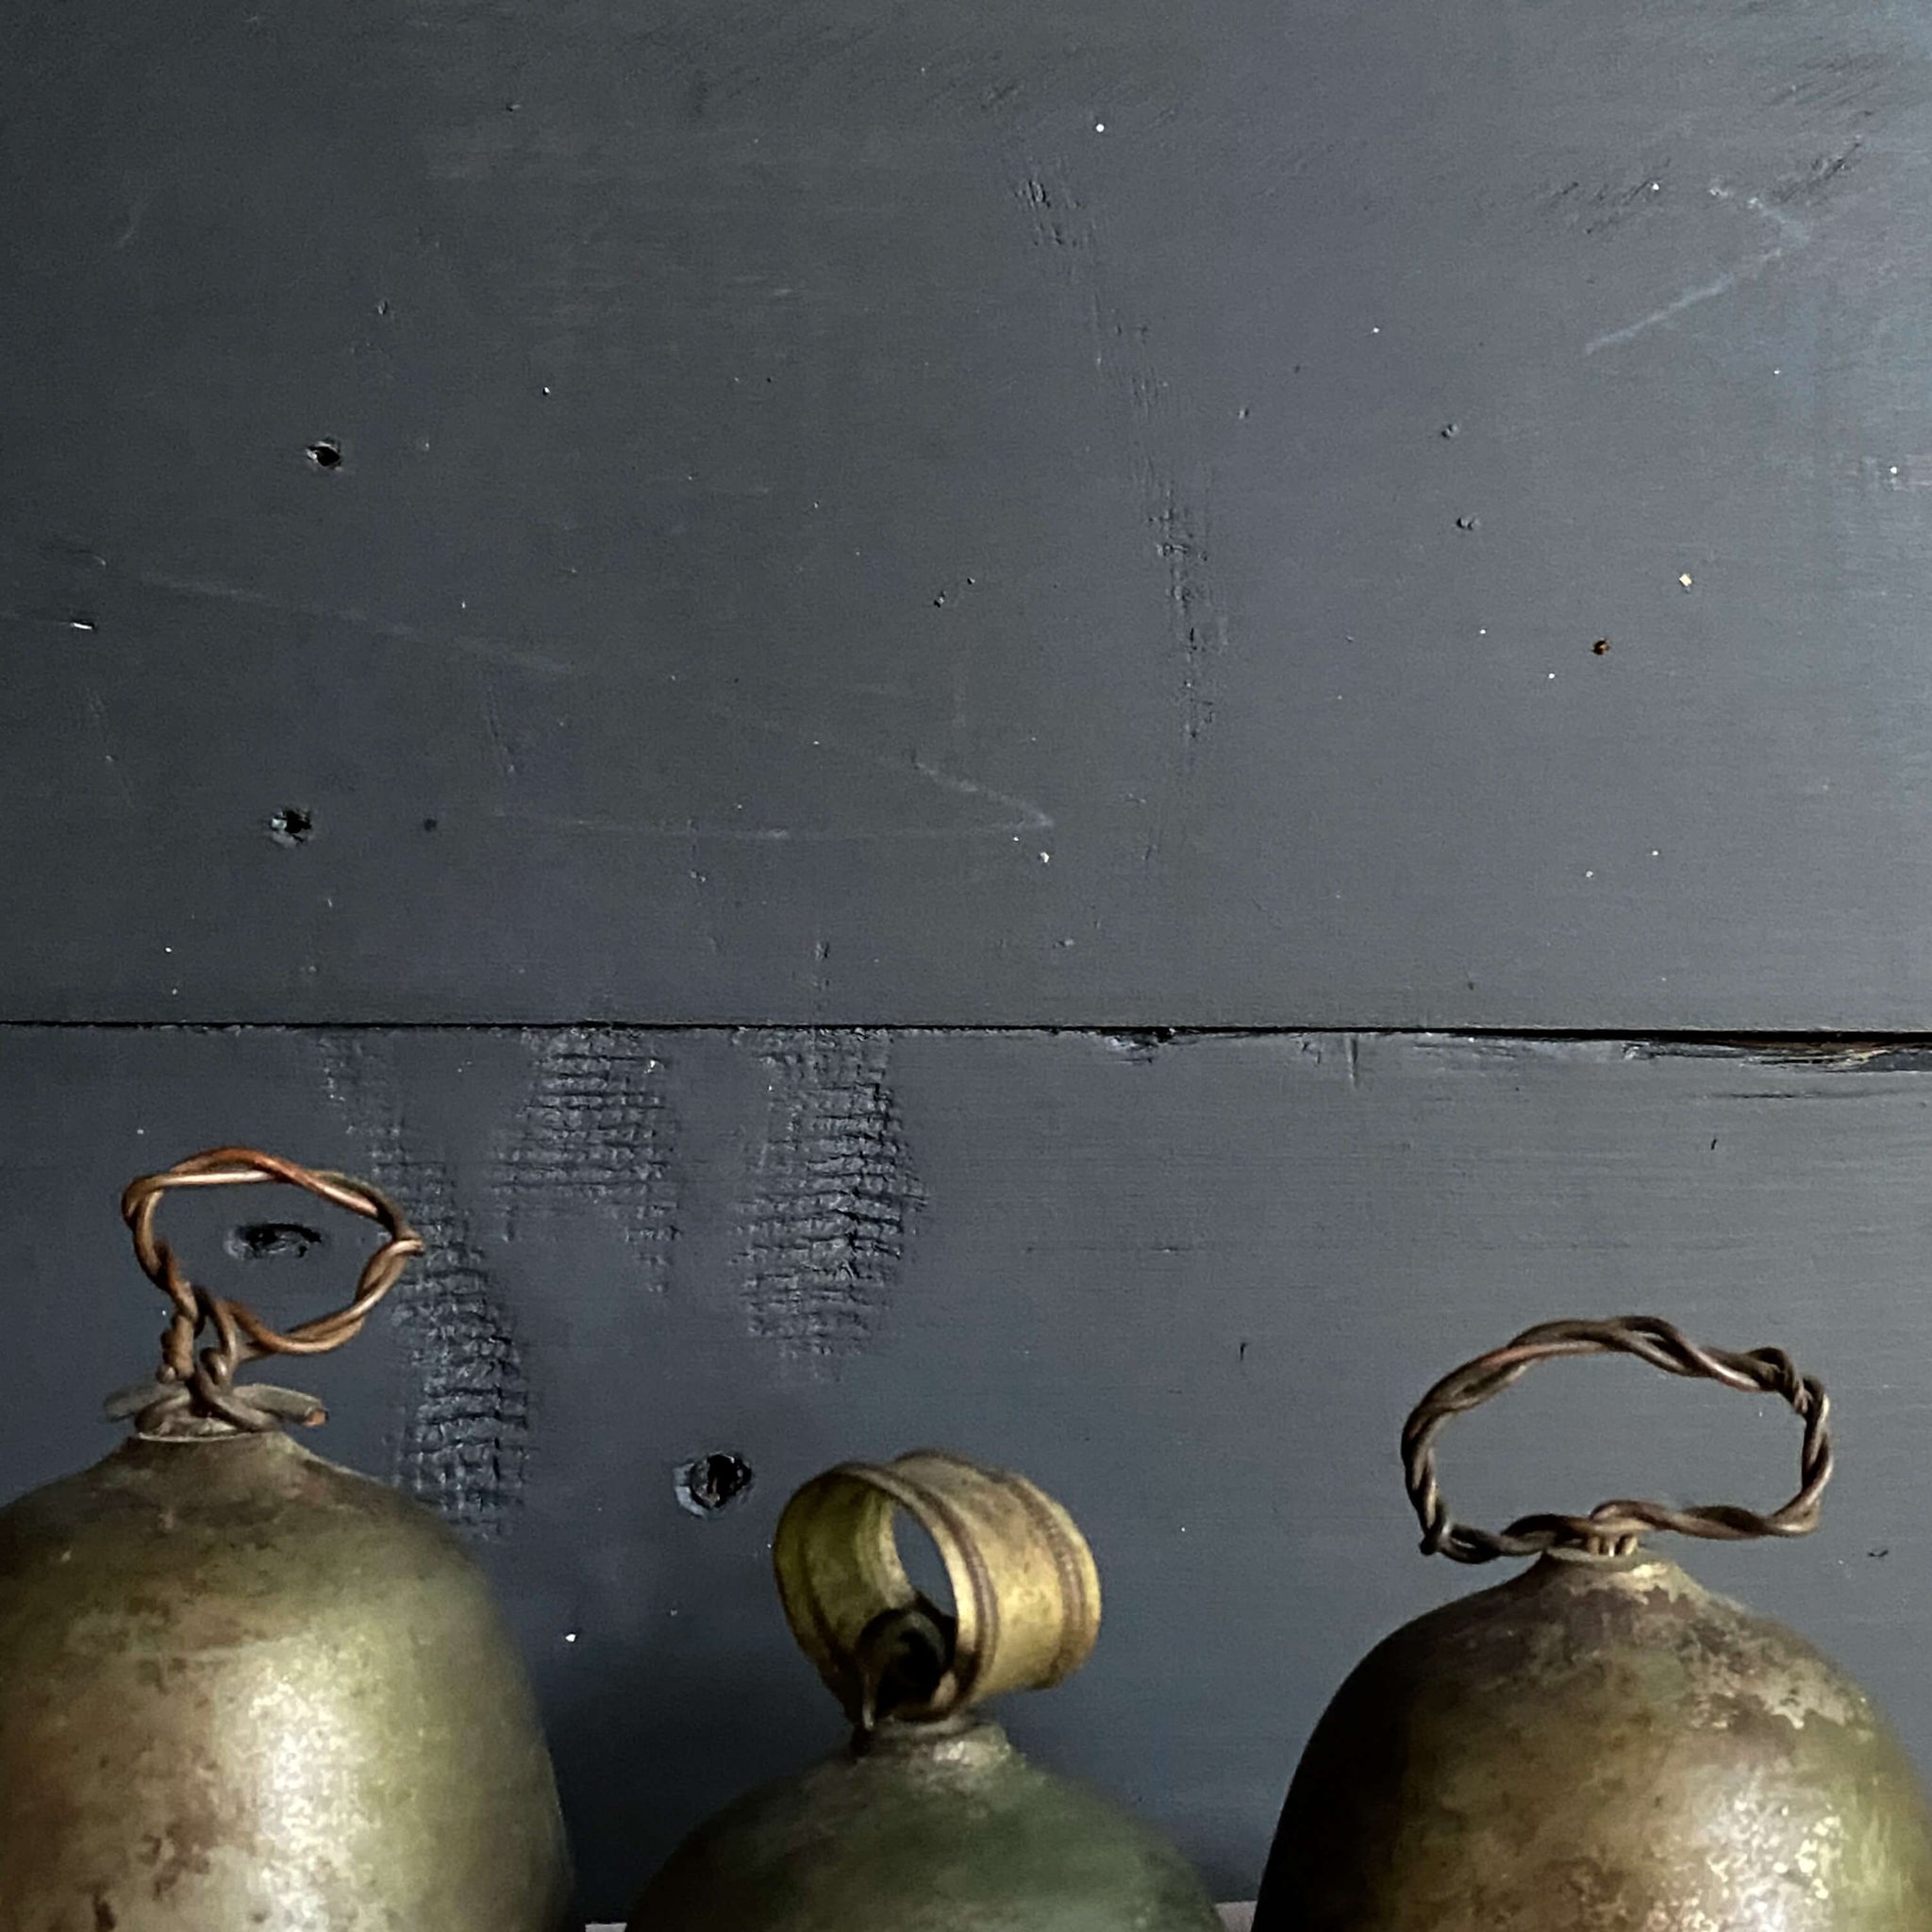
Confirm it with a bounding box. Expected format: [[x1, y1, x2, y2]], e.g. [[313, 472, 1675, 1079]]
[[5, 1026, 1932, 1913], [6, 0, 1932, 1024]]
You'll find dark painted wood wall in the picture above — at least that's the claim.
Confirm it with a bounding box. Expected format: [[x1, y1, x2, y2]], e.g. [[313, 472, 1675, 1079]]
[[6, 0, 1932, 1917]]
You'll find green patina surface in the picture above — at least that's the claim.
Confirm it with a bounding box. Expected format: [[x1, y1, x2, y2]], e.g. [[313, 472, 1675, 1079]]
[[628, 1716, 1223, 1932]]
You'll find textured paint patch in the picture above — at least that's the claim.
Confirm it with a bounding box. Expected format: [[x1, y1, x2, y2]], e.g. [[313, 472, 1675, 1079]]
[[493, 1027, 677, 1272], [739, 1030, 920, 1373], [314, 1037, 529, 1532]]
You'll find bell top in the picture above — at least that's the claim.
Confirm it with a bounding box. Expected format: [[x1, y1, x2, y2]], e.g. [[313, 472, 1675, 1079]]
[[0, 1147, 571, 1930], [1256, 1316, 1932, 1931], [630, 1708, 1223, 1931], [1264, 1545, 1932, 1928], [0, 1425, 572, 1929], [629, 1450, 1223, 1932]]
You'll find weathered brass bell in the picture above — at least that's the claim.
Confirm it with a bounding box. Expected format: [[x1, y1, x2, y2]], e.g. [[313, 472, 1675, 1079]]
[[0, 1147, 571, 1931], [1256, 1315, 1932, 1930], [627, 1449, 1223, 1931]]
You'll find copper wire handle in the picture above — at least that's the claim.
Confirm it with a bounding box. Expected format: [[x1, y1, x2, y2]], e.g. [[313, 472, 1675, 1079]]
[[115, 1146, 424, 1436], [1402, 1314, 1833, 1563]]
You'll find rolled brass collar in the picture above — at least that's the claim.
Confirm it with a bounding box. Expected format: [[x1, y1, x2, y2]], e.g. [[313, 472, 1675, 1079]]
[[774, 1450, 1101, 1730]]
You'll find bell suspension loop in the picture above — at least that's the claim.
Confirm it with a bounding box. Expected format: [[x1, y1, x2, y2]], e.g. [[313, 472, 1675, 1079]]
[[108, 1144, 424, 1438], [1255, 1319, 1932, 1932], [629, 1450, 1224, 1930], [1401, 1312, 1834, 1563], [773, 1449, 1102, 1733]]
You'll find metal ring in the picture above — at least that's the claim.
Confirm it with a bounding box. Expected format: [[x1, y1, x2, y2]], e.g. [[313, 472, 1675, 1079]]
[[1402, 1314, 1832, 1563], [118, 1146, 424, 1432], [773, 1450, 1100, 1726]]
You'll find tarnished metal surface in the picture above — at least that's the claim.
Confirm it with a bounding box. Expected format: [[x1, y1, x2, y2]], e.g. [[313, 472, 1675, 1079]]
[[1256, 1552, 1932, 1928], [0, 1429, 571, 1930], [629, 1450, 1221, 1930], [0, 1149, 569, 1930], [629, 1716, 1223, 1932], [1257, 1317, 1932, 1930]]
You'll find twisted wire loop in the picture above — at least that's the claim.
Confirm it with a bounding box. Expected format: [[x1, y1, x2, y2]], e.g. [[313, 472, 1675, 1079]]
[[1402, 1315, 1833, 1564], [110, 1147, 424, 1437]]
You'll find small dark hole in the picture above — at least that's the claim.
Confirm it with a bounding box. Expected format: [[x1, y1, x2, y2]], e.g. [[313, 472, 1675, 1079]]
[[675, 1452, 755, 1517], [225, 1222, 326, 1260], [422, 816, 440, 832], [1455, 513, 1481, 532], [1591, 638, 1610, 656], [268, 806, 313, 847], [306, 440, 342, 469], [858, 1604, 954, 1719]]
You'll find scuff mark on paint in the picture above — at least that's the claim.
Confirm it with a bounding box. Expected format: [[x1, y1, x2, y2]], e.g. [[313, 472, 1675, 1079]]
[[314, 1036, 529, 1534], [1156, 477, 1221, 748], [489, 694, 1051, 843], [1584, 251, 1787, 354], [123, 567, 572, 676], [738, 1030, 920, 1374], [1844, 455, 1932, 491], [493, 1028, 678, 1272], [1765, 44, 1926, 118], [482, 679, 521, 780], [1771, 141, 1863, 207], [113, 181, 153, 250], [1585, 189, 1808, 356], [1010, 158, 1225, 789], [81, 685, 134, 809], [1543, 168, 1671, 238]]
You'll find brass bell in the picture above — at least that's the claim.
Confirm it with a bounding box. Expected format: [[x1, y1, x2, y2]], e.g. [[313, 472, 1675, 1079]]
[[1256, 1315, 1932, 1929], [0, 1147, 572, 1930], [627, 1449, 1223, 1930]]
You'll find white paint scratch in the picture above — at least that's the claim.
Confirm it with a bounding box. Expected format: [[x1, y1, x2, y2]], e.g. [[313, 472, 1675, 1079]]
[[905, 754, 1053, 829], [1586, 246, 1787, 354], [494, 787, 1047, 845], [114, 186, 153, 250], [131, 569, 574, 675], [109, 568, 1051, 838], [488, 694, 1052, 844], [83, 685, 135, 809], [1586, 190, 1810, 357]]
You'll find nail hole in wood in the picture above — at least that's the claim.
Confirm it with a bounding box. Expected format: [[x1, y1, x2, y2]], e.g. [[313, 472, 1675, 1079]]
[[225, 1222, 327, 1260], [675, 1452, 755, 1517]]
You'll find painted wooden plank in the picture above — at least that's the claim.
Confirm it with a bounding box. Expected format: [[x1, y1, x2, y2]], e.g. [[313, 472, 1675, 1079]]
[[6, 2, 1932, 1024], [1, 1026, 1930, 1912]]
